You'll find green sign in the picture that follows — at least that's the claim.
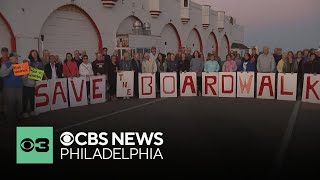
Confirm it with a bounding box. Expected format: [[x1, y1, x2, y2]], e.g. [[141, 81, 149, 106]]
[[28, 68, 44, 81], [16, 127, 53, 164]]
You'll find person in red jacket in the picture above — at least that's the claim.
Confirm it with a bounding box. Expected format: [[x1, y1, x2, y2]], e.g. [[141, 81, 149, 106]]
[[63, 53, 79, 78]]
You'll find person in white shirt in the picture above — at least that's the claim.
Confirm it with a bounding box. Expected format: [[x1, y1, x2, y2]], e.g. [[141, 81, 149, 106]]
[[79, 55, 94, 101], [149, 46, 158, 62], [142, 53, 157, 73]]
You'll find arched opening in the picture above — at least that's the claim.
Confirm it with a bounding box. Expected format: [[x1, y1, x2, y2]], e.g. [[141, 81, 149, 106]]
[[221, 34, 231, 60], [0, 12, 16, 52], [116, 15, 142, 35], [186, 28, 203, 53], [40, 4, 102, 60], [205, 32, 219, 57], [158, 23, 182, 54]]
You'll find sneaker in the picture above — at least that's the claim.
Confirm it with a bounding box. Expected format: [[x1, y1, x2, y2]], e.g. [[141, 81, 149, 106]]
[[127, 97, 130, 100], [123, 97, 126, 100], [22, 113, 29, 119], [30, 111, 39, 117]]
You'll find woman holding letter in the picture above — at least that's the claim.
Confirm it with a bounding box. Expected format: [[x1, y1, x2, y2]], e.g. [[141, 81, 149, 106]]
[[283, 51, 298, 73], [238, 53, 255, 72], [79, 55, 94, 102], [63, 53, 79, 78], [222, 54, 237, 72], [190, 51, 204, 96]]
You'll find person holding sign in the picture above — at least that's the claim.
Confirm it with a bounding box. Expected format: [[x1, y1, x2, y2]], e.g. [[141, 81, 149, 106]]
[[108, 55, 119, 100], [222, 54, 237, 72], [0, 52, 23, 122], [238, 53, 256, 72], [190, 51, 204, 96], [44, 55, 63, 79], [79, 55, 94, 101], [63, 53, 79, 78], [22, 59, 36, 118], [283, 51, 298, 73], [204, 54, 220, 73]]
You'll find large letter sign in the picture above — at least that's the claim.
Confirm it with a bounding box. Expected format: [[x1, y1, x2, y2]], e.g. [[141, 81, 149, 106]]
[[90, 75, 106, 104], [160, 72, 177, 98], [277, 73, 297, 101], [139, 73, 156, 99], [237, 72, 255, 98], [219, 72, 236, 98], [35, 80, 50, 113], [117, 71, 134, 97], [50, 78, 68, 111], [302, 74, 320, 104], [68, 77, 88, 107], [180, 72, 197, 97], [257, 73, 275, 99], [202, 72, 219, 97]]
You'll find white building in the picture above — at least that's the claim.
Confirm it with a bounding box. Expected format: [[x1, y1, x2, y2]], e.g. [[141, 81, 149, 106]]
[[0, 0, 244, 61]]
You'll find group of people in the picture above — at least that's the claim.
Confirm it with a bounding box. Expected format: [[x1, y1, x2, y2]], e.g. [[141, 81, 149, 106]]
[[1, 45, 320, 122]]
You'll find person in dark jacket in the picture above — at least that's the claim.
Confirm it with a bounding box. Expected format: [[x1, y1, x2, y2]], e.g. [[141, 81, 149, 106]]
[[74, 50, 83, 67], [238, 53, 256, 72], [132, 53, 142, 97], [108, 55, 119, 101], [102, 47, 111, 62], [44, 55, 63, 79], [167, 54, 179, 72], [304, 53, 320, 74], [178, 53, 190, 72], [92, 52, 108, 76]]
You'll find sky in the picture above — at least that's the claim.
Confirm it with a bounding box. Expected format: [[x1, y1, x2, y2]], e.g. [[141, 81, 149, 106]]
[[193, 0, 320, 52]]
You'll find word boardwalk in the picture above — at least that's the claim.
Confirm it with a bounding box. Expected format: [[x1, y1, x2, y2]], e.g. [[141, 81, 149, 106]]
[[35, 72, 320, 113]]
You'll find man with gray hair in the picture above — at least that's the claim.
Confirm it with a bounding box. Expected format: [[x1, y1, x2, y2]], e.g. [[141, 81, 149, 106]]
[[257, 47, 276, 73]]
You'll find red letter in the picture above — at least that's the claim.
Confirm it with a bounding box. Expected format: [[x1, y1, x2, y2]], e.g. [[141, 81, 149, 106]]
[[222, 75, 234, 94], [35, 84, 49, 107], [258, 76, 274, 96], [71, 79, 84, 101], [306, 76, 320, 100], [141, 76, 153, 95], [119, 73, 124, 81], [127, 89, 132, 96], [92, 78, 102, 99], [182, 76, 196, 94], [163, 76, 176, 94], [280, 76, 293, 95], [205, 76, 217, 95], [239, 75, 253, 94], [52, 82, 67, 104]]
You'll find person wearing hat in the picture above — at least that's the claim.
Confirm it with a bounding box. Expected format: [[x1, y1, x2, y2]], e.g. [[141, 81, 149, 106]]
[[0, 52, 23, 122]]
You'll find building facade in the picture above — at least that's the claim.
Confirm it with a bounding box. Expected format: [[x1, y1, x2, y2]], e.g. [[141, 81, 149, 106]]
[[0, 0, 244, 61]]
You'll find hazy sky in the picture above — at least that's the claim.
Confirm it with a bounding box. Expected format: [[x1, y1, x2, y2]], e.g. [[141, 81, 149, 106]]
[[193, 0, 320, 52]]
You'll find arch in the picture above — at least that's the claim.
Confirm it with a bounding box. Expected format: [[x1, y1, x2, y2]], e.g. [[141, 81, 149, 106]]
[[158, 23, 182, 54], [205, 32, 219, 55], [0, 12, 16, 51], [212, 32, 218, 55], [167, 23, 182, 49], [40, 4, 102, 59], [224, 34, 230, 54], [117, 15, 143, 35], [186, 28, 203, 53]]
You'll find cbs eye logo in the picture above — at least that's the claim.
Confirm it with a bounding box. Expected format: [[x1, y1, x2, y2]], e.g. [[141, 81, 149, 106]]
[[60, 132, 74, 146], [20, 138, 49, 152]]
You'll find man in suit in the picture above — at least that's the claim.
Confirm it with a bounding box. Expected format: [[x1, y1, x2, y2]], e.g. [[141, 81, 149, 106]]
[[44, 55, 63, 79]]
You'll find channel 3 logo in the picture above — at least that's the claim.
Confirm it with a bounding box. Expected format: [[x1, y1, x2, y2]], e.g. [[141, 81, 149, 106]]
[[16, 127, 53, 164]]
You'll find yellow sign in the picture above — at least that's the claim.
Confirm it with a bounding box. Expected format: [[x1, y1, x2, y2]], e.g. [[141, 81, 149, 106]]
[[13, 63, 30, 76], [28, 68, 44, 81]]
